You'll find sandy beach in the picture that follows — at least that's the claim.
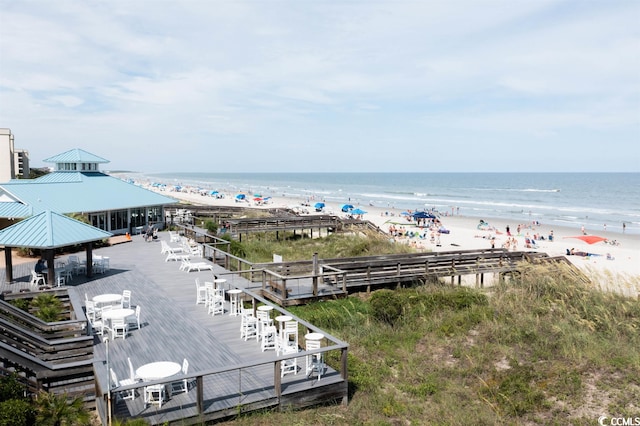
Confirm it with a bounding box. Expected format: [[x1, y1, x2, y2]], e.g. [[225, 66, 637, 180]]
[[148, 184, 639, 297]]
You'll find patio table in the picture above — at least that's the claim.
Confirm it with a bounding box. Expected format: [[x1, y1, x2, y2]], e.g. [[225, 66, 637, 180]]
[[93, 293, 122, 308], [136, 361, 182, 382]]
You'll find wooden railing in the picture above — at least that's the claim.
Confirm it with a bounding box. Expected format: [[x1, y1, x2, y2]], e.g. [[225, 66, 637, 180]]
[[0, 291, 95, 402], [101, 289, 349, 424]]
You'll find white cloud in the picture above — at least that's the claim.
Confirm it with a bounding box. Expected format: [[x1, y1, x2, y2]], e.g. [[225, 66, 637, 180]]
[[1, 0, 638, 172]]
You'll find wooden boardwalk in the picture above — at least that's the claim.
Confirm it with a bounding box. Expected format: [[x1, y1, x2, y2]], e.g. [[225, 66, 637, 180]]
[[2, 234, 348, 425]]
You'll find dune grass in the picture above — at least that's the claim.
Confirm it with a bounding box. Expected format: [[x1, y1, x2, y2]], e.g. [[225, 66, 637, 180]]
[[239, 230, 415, 263], [221, 236, 640, 425]]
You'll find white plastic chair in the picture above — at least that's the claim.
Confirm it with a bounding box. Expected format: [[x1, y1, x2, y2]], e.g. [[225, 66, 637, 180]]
[[240, 309, 257, 341], [195, 278, 207, 305], [256, 310, 273, 343], [30, 271, 46, 287], [110, 318, 128, 340], [170, 358, 190, 395], [121, 290, 132, 309], [86, 300, 106, 336], [261, 325, 277, 352], [279, 320, 299, 354], [305, 339, 324, 381], [110, 368, 135, 401], [127, 357, 141, 382], [280, 344, 298, 377], [144, 384, 165, 408], [127, 305, 141, 330]]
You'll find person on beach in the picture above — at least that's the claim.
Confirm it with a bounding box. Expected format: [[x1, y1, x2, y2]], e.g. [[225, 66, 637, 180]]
[[506, 225, 511, 236]]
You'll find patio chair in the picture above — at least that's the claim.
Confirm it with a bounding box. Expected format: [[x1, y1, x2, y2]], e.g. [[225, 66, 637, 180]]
[[195, 278, 207, 305], [166, 249, 188, 262], [86, 300, 106, 336], [121, 290, 132, 309], [30, 271, 46, 287], [280, 344, 298, 377], [126, 305, 141, 330], [170, 358, 190, 395], [144, 384, 165, 408], [240, 309, 258, 341], [305, 339, 325, 381], [169, 230, 181, 243], [180, 258, 214, 272], [127, 357, 141, 382], [207, 292, 224, 316], [110, 368, 135, 401], [110, 318, 128, 340], [261, 325, 277, 352]]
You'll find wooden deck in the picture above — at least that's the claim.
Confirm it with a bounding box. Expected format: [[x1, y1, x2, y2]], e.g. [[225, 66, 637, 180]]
[[1, 233, 348, 425]]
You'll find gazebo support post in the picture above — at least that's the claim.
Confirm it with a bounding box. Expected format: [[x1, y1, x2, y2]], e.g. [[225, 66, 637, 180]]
[[44, 249, 56, 286], [3, 247, 13, 283], [85, 242, 93, 278]]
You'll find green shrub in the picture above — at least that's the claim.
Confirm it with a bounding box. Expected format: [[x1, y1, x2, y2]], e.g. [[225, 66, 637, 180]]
[[8, 298, 30, 313], [370, 290, 403, 325], [0, 374, 27, 402], [30, 294, 63, 322], [0, 399, 35, 426], [204, 219, 218, 234]]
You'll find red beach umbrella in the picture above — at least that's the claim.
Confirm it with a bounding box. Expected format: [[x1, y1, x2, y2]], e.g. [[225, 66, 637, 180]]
[[563, 235, 607, 245]]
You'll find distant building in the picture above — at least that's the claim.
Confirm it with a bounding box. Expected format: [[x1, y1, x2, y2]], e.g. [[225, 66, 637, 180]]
[[0, 128, 30, 181], [14, 148, 30, 178], [0, 128, 16, 182]]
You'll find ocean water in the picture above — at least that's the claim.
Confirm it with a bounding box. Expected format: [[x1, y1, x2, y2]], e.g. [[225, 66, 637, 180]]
[[140, 172, 640, 236]]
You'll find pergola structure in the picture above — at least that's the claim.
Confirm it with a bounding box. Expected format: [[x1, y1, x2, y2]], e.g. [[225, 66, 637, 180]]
[[0, 210, 112, 284]]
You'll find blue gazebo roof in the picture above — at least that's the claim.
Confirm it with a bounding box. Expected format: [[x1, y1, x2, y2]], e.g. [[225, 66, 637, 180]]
[[0, 210, 112, 249]]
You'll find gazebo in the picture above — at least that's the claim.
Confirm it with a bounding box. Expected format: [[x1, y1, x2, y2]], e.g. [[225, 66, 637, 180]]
[[0, 210, 112, 284]]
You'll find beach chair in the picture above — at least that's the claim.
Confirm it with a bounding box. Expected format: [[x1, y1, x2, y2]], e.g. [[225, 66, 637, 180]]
[[180, 258, 214, 272]]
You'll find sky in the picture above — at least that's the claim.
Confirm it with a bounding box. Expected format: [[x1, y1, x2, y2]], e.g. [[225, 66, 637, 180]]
[[1, 0, 638, 173]]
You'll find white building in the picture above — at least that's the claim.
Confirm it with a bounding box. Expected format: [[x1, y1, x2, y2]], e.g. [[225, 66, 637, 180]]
[[0, 128, 30, 182]]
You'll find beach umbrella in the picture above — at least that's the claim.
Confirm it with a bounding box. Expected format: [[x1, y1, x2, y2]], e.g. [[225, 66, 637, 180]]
[[413, 211, 436, 219], [253, 197, 262, 202], [341, 204, 354, 212], [253, 193, 262, 198], [351, 208, 367, 215], [209, 190, 219, 196], [563, 235, 607, 245], [400, 211, 410, 216], [314, 202, 325, 209], [235, 194, 246, 200]]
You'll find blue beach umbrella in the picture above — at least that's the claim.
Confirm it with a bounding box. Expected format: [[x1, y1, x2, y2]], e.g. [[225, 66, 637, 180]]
[[413, 211, 436, 219], [235, 194, 246, 200], [351, 208, 367, 215], [314, 202, 325, 210], [210, 190, 219, 196], [341, 204, 354, 212]]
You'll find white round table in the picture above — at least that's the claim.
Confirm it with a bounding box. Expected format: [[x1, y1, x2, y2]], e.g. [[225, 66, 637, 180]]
[[275, 314, 292, 329], [213, 278, 227, 288], [305, 332, 324, 341], [227, 289, 242, 316], [136, 361, 182, 381], [93, 293, 122, 307], [101, 308, 134, 321]]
